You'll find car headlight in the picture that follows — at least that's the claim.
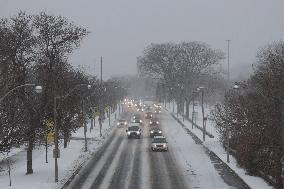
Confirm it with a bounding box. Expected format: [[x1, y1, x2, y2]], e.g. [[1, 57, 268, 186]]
[[117, 123, 120, 125], [150, 131, 154, 133], [150, 121, 152, 124], [158, 131, 162, 133], [137, 131, 140, 134], [127, 131, 131, 135], [125, 122, 127, 125], [140, 120, 142, 123], [156, 121, 159, 124]]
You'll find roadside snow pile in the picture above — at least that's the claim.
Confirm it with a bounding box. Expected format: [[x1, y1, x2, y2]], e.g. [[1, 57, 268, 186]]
[[0, 111, 119, 189]]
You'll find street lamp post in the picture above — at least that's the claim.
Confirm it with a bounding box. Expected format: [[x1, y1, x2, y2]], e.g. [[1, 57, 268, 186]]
[[53, 84, 91, 182], [227, 130, 231, 163], [81, 95, 89, 152], [197, 87, 205, 141], [99, 86, 106, 137], [192, 91, 196, 129], [225, 83, 240, 163], [0, 84, 42, 175]]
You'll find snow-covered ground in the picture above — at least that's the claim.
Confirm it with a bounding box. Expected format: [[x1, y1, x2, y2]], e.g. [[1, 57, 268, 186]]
[[166, 101, 273, 189], [160, 110, 230, 189], [0, 109, 122, 189]]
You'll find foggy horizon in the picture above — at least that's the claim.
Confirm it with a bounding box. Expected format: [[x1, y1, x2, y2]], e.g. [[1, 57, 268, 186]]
[[1, 0, 284, 80]]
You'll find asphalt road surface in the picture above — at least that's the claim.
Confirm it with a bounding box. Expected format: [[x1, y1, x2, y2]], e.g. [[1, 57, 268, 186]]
[[67, 111, 188, 189]]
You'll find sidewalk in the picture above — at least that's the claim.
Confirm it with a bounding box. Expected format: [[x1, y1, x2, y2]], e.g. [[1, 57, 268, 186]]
[[0, 109, 123, 189], [166, 102, 273, 189]]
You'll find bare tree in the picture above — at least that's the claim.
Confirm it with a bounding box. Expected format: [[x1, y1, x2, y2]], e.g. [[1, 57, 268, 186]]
[[213, 41, 284, 188], [137, 41, 224, 118]]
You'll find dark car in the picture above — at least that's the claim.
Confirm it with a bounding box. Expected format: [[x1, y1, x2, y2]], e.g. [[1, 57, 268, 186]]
[[149, 119, 159, 126], [117, 119, 127, 127], [149, 127, 162, 137], [145, 112, 153, 119], [132, 118, 142, 125], [154, 108, 161, 114], [132, 114, 141, 120]]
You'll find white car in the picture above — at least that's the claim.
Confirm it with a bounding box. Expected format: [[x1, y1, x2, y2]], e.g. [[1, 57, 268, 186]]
[[117, 119, 127, 127], [126, 125, 141, 139], [151, 136, 168, 151]]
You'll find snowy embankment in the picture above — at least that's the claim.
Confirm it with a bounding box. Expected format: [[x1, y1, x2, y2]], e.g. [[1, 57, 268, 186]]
[[166, 102, 273, 189], [0, 110, 120, 189]]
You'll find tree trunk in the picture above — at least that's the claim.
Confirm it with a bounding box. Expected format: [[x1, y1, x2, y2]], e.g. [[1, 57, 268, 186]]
[[26, 135, 34, 174], [185, 100, 190, 119], [63, 129, 69, 148], [90, 118, 94, 132]]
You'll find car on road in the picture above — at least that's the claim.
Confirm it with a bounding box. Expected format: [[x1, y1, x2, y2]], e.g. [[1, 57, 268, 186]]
[[149, 119, 159, 126], [144, 105, 152, 111], [132, 114, 141, 119], [117, 119, 127, 127], [149, 127, 162, 137], [132, 114, 142, 125], [126, 125, 142, 139], [136, 107, 144, 112], [132, 118, 142, 125], [151, 136, 168, 151], [145, 112, 153, 119], [154, 108, 161, 114]]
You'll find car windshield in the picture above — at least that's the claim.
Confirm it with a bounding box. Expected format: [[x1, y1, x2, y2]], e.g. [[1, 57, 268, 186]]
[[128, 126, 139, 131], [152, 138, 166, 143], [133, 115, 140, 119], [151, 129, 161, 132]]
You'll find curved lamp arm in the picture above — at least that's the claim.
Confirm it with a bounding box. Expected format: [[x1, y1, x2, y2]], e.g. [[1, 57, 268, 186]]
[[0, 84, 38, 104], [58, 84, 91, 101]]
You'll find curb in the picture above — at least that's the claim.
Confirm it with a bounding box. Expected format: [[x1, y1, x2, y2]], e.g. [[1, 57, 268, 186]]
[[59, 128, 113, 189], [59, 111, 127, 189]]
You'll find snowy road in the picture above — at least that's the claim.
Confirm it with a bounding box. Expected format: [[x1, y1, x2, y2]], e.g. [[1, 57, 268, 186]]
[[66, 112, 188, 189]]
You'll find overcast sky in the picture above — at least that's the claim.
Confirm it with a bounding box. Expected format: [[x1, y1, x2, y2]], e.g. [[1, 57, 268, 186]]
[[1, 0, 284, 80]]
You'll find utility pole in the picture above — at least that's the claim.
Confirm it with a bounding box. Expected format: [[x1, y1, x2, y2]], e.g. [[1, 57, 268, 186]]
[[192, 92, 195, 129], [54, 97, 59, 182], [101, 56, 103, 82], [83, 99, 87, 152], [226, 40, 231, 82], [201, 89, 205, 141], [99, 56, 103, 137]]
